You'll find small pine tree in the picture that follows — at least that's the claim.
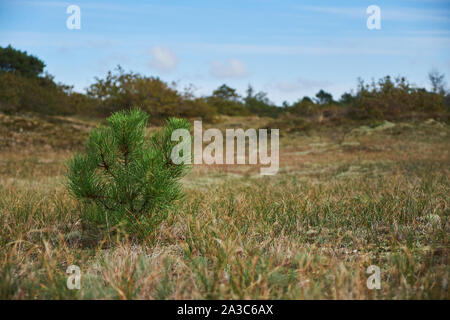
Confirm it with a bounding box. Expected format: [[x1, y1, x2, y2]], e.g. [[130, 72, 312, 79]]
[[67, 109, 191, 240]]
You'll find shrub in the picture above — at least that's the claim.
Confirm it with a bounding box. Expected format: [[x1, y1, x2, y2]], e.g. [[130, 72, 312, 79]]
[[86, 66, 218, 122], [265, 112, 313, 134], [178, 97, 216, 122], [244, 85, 281, 118], [348, 76, 446, 120], [67, 109, 191, 240], [0, 72, 95, 116], [207, 84, 250, 116], [289, 97, 320, 117], [0, 44, 45, 78]]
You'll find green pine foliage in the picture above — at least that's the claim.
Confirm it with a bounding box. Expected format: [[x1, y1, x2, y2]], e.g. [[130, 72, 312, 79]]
[[67, 109, 191, 240], [0, 45, 45, 78]]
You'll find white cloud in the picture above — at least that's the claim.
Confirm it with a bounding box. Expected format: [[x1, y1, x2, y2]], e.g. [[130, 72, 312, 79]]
[[210, 59, 249, 78], [149, 46, 178, 73], [297, 78, 333, 89], [275, 81, 301, 93], [275, 78, 333, 93]]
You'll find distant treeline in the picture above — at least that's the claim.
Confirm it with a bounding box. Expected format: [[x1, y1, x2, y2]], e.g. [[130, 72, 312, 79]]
[[1, 45, 449, 123]]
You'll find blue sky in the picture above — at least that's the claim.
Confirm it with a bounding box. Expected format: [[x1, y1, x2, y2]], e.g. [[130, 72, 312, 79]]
[[1, 0, 449, 104]]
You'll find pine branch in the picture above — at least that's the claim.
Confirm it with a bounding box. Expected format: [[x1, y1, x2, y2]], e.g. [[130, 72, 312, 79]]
[[67, 109, 191, 240]]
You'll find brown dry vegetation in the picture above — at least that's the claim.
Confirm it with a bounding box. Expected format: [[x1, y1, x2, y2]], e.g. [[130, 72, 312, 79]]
[[0, 113, 448, 299]]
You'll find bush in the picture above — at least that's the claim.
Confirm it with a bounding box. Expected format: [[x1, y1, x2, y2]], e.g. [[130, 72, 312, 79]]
[[0, 72, 95, 116], [265, 112, 313, 134], [87, 67, 184, 119], [0, 45, 45, 78], [67, 109, 191, 240], [207, 84, 250, 116], [244, 85, 281, 118], [179, 97, 216, 122], [347, 76, 446, 120], [87, 66, 218, 122], [289, 97, 320, 117]]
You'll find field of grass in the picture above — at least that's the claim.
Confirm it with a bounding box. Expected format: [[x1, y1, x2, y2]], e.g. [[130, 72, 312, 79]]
[[0, 113, 448, 299]]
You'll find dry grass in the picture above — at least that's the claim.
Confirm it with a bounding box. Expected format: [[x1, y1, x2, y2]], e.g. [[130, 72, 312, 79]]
[[0, 113, 448, 299]]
